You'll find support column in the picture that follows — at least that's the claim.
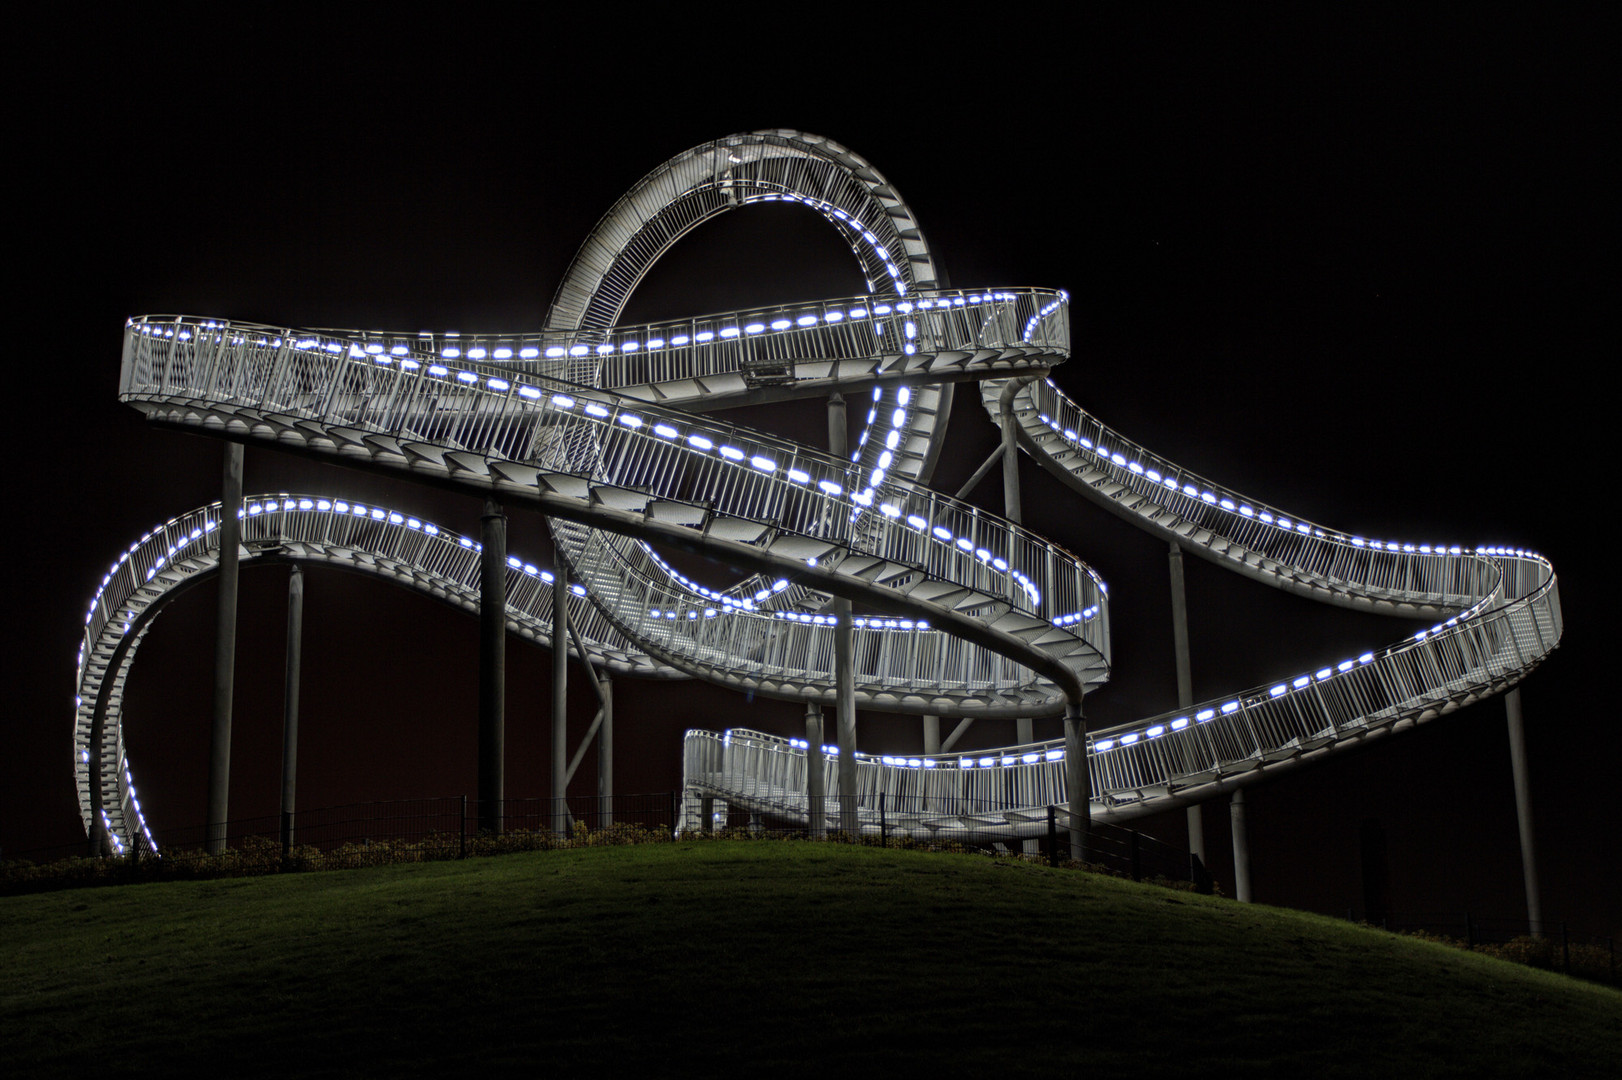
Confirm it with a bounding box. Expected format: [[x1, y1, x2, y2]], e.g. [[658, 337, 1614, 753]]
[[835, 607, 857, 836], [922, 715, 940, 755], [1505, 688, 1543, 935], [828, 391, 857, 836], [805, 703, 826, 839], [999, 398, 1023, 527], [597, 676, 613, 829], [206, 442, 243, 855], [921, 715, 940, 812], [1231, 788, 1253, 902], [478, 498, 506, 835], [551, 567, 570, 838], [1002, 396, 1038, 853], [1169, 541, 1206, 874], [1064, 699, 1089, 863], [279, 565, 304, 856]]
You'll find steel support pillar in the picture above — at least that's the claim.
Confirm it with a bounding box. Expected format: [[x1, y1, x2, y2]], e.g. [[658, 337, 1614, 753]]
[[999, 397, 1023, 528], [1231, 788, 1253, 902], [834, 606, 857, 835], [1016, 717, 1036, 853], [805, 703, 826, 839], [1064, 700, 1089, 863], [829, 392, 858, 836], [552, 567, 570, 838], [597, 676, 613, 829], [922, 715, 940, 756], [1505, 688, 1543, 935], [1000, 397, 1039, 852], [279, 565, 303, 856], [478, 498, 506, 835], [206, 442, 243, 855], [1169, 541, 1206, 872]]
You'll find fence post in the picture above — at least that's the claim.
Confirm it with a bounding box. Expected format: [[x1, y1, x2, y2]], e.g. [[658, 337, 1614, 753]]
[[879, 791, 887, 845], [1047, 805, 1058, 867], [671, 791, 680, 838], [459, 795, 467, 860]]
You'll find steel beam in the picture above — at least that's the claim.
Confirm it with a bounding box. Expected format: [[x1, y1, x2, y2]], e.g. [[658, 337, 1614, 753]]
[[598, 676, 613, 828], [829, 391, 858, 835], [478, 497, 506, 835], [1505, 688, 1543, 935], [552, 565, 570, 838], [805, 703, 826, 839], [1231, 788, 1253, 902], [1064, 700, 1089, 862], [1169, 541, 1206, 872], [206, 442, 243, 855], [279, 565, 303, 856]]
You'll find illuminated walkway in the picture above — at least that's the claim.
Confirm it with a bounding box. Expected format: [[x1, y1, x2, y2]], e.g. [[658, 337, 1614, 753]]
[[84, 131, 1560, 850]]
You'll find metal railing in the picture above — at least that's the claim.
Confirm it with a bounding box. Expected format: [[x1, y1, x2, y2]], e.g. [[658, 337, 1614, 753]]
[[120, 312, 1108, 699], [73, 494, 686, 852], [685, 539, 1558, 823], [995, 376, 1503, 615]]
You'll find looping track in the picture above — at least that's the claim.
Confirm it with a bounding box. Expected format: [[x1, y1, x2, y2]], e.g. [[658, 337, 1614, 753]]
[[83, 130, 1560, 848]]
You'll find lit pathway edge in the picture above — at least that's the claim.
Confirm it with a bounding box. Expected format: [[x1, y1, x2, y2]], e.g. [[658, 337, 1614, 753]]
[[94, 129, 1560, 849]]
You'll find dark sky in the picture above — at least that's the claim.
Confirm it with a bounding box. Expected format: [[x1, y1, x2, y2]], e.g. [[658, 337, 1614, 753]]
[[10, 11, 1614, 932]]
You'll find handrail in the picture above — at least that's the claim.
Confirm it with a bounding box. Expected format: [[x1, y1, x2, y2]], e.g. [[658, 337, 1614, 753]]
[[120, 312, 1109, 706], [104, 129, 1562, 857], [684, 545, 1557, 832], [73, 495, 683, 852], [988, 376, 1497, 616]]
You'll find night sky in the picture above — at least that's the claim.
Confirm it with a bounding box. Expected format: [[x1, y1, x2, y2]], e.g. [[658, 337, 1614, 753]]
[[10, 12, 1614, 932]]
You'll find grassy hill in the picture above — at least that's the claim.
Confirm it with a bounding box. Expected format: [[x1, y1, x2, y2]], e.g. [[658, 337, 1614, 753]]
[[3, 842, 1617, 1077]]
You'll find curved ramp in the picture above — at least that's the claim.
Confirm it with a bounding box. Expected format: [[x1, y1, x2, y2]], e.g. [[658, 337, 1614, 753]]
[[100, 129, 1561, 851], [73, 495, 683, 851], [682, 384, 1562, 832]]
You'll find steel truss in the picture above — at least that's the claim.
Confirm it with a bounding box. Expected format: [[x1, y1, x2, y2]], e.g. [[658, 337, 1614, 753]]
[[85, 130, 1560, 850]]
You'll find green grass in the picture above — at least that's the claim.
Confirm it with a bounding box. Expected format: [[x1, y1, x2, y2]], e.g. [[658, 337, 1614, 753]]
[[3, 842, 1617, 1077]]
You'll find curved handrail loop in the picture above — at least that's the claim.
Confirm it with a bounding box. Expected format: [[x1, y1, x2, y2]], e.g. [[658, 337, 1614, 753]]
[[546, 130, 955, 489], [74, 495, 683, 852], [540, 131, 977, 675]]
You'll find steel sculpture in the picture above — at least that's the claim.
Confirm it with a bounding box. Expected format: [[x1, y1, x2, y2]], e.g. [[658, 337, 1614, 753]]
[[83, 130, 1560, 860]]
